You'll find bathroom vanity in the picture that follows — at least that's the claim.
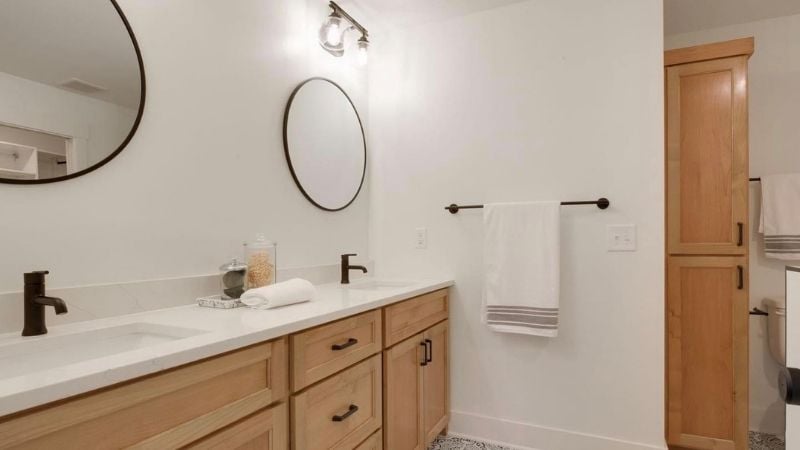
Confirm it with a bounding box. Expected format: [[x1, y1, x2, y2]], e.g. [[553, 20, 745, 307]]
[[0, 280, 452, 449]]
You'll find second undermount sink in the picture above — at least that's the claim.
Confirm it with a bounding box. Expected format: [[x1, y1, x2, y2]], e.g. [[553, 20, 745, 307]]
[[345, 280, 414, 290], [0, 323, 207, 380]]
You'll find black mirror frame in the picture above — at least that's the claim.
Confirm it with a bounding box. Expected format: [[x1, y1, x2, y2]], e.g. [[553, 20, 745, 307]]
[[0, 0, 146, 185], [282, 77, 367, 212]]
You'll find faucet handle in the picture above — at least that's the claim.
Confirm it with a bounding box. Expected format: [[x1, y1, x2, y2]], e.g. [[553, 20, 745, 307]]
[[341, 253, 357, 262], [24, 271, 50, 284]]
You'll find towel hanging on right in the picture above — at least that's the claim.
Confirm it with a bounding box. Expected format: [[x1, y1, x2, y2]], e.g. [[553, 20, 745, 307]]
[[759, 174, 800, 260], [482, 201, 560, 337]]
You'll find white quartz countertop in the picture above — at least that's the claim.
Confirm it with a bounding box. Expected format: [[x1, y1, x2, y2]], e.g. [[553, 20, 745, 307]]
[[0, 278, 453, 417]]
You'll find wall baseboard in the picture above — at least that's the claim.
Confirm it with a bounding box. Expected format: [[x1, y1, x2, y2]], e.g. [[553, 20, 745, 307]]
[[449, 411, 667, 450]]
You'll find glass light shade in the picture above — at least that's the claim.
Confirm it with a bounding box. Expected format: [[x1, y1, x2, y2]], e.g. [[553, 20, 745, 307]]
[[357, 39, 369, 66], [319, 14, 345, 56]]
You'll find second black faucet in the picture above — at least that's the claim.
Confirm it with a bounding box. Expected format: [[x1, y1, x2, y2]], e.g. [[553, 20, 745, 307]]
[[340, 253, 367, 284]]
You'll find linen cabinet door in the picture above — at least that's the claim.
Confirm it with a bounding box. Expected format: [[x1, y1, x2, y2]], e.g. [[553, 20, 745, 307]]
[[423, 320, 449, 445], [383, 333, 425, 450], [666, 56, 748, 255], [666, 256, 748, 450]]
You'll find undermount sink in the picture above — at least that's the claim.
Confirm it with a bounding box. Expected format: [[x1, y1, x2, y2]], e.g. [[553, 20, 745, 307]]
[[346, 280, 414, 290], [0, 323, 207, 380]]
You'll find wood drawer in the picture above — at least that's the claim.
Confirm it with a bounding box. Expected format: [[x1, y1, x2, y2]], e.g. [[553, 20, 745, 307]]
[[384, 289, 449, 347], [0, 338, 287, 450], [291, 310, 382, 391], [186, 403, 288, 450], [355, 430, 382, 450], [291, 354, 382, 450]]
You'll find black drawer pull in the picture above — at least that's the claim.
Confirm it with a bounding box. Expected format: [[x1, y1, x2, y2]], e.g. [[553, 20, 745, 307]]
[[737, 222, 744, 246], [420, 342, 428, 366], [332, 404, 359, 422], [331, 338, 358, 351], [737, 265, 744, 290], [425, 339, 433, 363]]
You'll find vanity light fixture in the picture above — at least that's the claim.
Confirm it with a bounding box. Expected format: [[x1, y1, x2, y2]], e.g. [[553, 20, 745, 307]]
[[319, 1, 369, 64]]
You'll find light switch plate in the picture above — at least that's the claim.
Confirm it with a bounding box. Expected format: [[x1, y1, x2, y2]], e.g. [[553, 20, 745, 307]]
[[415, 227, 427, 249], [607, 224, 637, 252]]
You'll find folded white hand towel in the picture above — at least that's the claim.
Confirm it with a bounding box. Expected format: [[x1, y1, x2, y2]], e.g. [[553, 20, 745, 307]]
[[759, 174, 800, 260], [483, 201, 560, 337], [241, 278, 315, 309]]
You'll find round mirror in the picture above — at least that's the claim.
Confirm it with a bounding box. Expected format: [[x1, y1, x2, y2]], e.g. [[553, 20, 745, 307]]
[[0, 0, 144, 184], [283, 78, 366, 211]]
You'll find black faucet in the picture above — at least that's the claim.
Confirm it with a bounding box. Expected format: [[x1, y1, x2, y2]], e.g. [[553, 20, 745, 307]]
[[22, 271, 67, 337], [341, 253, 368, 284]]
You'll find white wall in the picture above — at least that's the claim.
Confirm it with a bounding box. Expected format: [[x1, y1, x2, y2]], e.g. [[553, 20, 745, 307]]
[[666, 15, 800, 435], [369, 1, 665, 449], [0, 0, 371, 293], [0, 71, 136, 169]]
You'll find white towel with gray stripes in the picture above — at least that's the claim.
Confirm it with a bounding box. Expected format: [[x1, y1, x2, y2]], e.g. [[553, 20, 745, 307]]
[[759, 174, 800, 260], [483, 201, 560, 337]]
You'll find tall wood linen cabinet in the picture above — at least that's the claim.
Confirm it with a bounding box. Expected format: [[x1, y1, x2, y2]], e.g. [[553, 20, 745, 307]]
[[664, 38, 753, 450]]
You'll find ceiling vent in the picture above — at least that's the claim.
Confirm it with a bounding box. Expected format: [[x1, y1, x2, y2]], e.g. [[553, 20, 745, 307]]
[[59, 78, 107, 94]]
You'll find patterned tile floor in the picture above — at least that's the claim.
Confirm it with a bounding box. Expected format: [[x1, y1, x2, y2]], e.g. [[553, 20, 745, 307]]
[[429, 432, 785, 450], [749, 431, 785, 450]]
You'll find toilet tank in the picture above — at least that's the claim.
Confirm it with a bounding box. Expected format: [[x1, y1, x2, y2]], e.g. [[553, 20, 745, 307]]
[[765, 297, 786, 365]]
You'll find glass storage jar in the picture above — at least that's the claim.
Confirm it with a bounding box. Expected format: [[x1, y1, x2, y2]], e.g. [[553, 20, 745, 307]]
[[244, 234, 277, 289], [219, 258, 247, 299]]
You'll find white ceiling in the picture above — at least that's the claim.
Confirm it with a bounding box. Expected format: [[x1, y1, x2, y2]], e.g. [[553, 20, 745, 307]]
[[665, 0, 800, 36], [0, 0, 141, 109], [351, 0, 530, 27]]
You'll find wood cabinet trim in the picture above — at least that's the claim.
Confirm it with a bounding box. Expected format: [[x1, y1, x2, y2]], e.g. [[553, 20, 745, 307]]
[[384, 289, 449, 347], [290, 309, 382, 392], [665, 37, 754, 67], [0, 338, 287, 449], [666, 56, 749, 255], [186, 403, 288, 450], [666, 256, 748, 449], [291, 354, 382, 450]]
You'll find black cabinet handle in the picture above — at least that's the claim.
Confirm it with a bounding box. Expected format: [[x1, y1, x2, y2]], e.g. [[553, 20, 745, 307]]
[[737, 222, 744, 246], [331, 338, 358, 351], [425, 339, 433, 363], [332, 404, 359, 422], [737, 265, 744, 290], [420, 342, 428, 366]]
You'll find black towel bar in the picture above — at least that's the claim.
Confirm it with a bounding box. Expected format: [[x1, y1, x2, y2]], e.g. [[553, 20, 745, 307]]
[[445, 198, 610, 214]]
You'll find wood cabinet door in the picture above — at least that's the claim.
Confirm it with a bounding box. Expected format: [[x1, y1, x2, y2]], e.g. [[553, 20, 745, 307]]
[[666, 56, 748, 255], [423, 321, 449, 446], [291, 355, 382, 450], [667, 256, 748, 450], [186, 403, 288, 450], [383, 333, 425, 450]]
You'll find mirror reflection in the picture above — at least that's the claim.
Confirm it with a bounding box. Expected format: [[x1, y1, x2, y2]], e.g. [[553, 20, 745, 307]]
[[284, 78, 366, 211], [0, 0, 144, 183]]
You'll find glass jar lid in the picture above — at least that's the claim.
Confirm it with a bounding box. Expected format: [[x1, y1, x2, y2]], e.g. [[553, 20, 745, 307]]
[[220, 258, 247, 272]]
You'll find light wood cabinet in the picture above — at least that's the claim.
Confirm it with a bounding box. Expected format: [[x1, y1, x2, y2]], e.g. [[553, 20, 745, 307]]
[[0, 339, 287, 450], [383, 289, 448, 347], [0, 289, 450, 450], [666, 55, 749, 256], [383, 332, 426, 450], [666, 257, 748, 449], [186, 403, 288, 450], [665, 38, 752, 450], [291, 354, 382, 450], [384, 319, 449, 450], [423, 320, 449, 444], [354, 430, 383, 450], [290, 309, 382, 391]]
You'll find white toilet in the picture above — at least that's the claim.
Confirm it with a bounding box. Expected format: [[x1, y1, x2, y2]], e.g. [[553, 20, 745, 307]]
[[765, 297, 787, 365]]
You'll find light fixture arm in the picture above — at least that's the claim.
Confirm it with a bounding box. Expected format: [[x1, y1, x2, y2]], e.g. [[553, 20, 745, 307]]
[[329, 1, 368, 38]]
